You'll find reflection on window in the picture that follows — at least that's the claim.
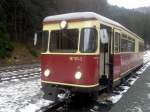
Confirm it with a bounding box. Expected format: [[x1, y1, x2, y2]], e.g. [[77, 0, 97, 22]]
[[80, 28, 98, 53], [121, 34, 135, 52], [127, 41, 135, 52], [121, 38, 127, 52], [50, 29, 78, 53]]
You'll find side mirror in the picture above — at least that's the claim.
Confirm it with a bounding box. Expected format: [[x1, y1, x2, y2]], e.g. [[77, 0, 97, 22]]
[[33, 33, 38, 46], [100, 29, 109, 44]]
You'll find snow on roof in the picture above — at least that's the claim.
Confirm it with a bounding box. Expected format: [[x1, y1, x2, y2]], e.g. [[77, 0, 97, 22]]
[[43, 12, 123, 27]]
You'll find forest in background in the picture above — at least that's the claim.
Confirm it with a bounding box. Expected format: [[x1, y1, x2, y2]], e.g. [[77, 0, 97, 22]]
[[0, 0, 150, 61]]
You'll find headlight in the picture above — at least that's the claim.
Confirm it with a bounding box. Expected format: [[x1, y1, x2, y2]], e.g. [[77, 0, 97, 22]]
[[60, 20, 67, 29], [44, 69, 50, 77], [75, 71, 82, 80]]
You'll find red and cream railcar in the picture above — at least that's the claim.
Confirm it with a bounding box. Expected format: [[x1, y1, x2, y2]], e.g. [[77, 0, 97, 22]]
[[36, 12, 144, 99]]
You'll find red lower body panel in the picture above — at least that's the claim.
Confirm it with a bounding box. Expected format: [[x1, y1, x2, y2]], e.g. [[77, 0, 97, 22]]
[[40, 54, 99, 87], [113, 52, 143, 81]]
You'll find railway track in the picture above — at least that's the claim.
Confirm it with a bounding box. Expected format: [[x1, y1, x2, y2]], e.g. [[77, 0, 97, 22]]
[[0, 63, 40, 82], [0, 63, 40, 73], [39, 95, 113, 112], [38, 61, 150, 112], [37, 100, 68, 112]]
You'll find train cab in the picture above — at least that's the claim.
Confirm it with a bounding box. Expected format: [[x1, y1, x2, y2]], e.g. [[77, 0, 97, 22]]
[[40, 14, 102, 93]]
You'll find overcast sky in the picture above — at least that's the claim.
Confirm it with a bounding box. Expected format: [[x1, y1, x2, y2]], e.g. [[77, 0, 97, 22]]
[[107, 0, 150, 9]]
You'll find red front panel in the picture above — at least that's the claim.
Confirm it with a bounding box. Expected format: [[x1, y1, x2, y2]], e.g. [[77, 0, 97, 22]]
[[41, 54, 99, 86]]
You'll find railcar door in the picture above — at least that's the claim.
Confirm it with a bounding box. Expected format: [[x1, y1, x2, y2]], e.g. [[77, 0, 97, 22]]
[[99, 24, 113, 86], [113, 29, 121, 83]]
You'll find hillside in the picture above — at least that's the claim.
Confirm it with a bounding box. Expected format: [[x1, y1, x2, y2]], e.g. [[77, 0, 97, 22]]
[[1, 0, 150, 43], [136, 7, 150, 14], [0, 0, 150, 65], [0, 43, 39, 66]]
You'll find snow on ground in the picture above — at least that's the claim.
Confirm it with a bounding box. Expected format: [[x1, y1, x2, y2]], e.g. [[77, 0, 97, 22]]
[[0, 78, 52, 112], [143, 50, 150, 63], [108, 50, 150, 104], [0, 51, 150, 111], [147, 94, 150, 100], [127, 106, 143, 112], [146, 81, 150, 100], [145, 83, 150, 88]]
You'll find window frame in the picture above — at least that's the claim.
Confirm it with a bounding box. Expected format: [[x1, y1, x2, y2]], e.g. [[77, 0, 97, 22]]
[[79, 27, 98, 53], [49, 28, 79, 53], [114, 32, 120, 53], [120, 33, 136, 53]]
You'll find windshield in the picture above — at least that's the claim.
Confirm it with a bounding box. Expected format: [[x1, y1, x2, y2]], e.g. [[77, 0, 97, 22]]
[[80, 28, 98, 53], [50, 29, 79, 53]]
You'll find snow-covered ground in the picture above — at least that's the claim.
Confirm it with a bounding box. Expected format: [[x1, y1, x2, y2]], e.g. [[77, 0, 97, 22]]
[[0, 51, 150, 112], [143, 50, 150, 63], [0, 78, 52, 112]]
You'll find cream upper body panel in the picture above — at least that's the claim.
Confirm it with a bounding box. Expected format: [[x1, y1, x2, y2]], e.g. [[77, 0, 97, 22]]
[[42, 20, 100, 55], [43, 20, 100, 31]]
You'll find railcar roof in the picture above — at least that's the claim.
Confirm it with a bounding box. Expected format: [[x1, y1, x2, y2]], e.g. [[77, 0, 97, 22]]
[[43, 12, 143, 41], [43, 12, 122, 26]]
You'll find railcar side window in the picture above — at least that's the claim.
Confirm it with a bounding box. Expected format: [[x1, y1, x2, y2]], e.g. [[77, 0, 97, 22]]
[[114, 32, 120, 53], [50, 29, 79, 53], [35, 31, 49, 52], [121, 34, 135, 52], [127, 37, 135, 52], [80, 28, 98, 53], [121, 34, 127, 52], [127, 41, 135, 52], [121, 39, 127, 52], [42, 31, 49, 52], [139, 42, 144, 52]]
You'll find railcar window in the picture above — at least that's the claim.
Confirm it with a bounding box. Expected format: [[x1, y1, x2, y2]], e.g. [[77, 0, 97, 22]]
[[35, 31, 49, 52], [121, 38, 128, 52], [126, 36, 135, 52], [50, 29, 79, 53], [80, 28, 98, 53], [127, 41, 135, 52], [114, 32, 120, 53], [121, 34, 135, 52], [42, 31, 49, 52], [139, 42, 144, 52], [121, 34, 127, 52]]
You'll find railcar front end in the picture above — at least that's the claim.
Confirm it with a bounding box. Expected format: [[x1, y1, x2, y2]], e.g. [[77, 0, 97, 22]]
[[39, 18, 101, 100]]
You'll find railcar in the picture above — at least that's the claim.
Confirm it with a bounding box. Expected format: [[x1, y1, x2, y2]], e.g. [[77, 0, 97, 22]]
[[34, 12, 144, 100]]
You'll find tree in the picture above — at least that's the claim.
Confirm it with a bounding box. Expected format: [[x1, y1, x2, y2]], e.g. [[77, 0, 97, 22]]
[[0, 7, 14, 59]]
